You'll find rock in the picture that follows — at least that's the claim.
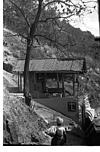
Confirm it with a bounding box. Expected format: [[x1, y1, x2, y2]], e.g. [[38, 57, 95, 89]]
[[3, 62, 13, 72]]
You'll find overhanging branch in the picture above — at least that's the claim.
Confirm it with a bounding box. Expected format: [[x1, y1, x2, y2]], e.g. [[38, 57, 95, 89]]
[[43, 0, 72, 9], [39, 13, 75, 23], [82, 0, 97, 3], [4, 33, 27, 39], [34, 34, 67, 48], [9, 0, 30, 28], [30, 0, 43, 38], [35, 34, 74, 58]]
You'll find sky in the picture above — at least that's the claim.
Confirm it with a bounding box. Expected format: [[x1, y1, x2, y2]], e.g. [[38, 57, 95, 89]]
[[70, 1, 99, 36], [71, 10, 99, 36]]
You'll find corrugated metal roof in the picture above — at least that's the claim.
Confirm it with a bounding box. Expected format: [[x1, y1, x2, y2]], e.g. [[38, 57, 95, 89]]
[[13, 58, 84, 72]]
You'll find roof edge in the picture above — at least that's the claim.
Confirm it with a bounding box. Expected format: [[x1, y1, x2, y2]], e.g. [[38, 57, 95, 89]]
[[17, 57, 86, 61]]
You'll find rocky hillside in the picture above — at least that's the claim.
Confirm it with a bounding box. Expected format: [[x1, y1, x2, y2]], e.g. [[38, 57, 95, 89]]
[[3, 22, 100, 145], [3, 25, 100, 107], [3, 89, 50, 145], [3, 28, 51, 145]]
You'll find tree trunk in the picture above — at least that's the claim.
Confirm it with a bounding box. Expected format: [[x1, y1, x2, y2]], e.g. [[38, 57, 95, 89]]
[[24, 0, 43, 105], [24, 37, 33, 105], [23, 0, 43, 105]]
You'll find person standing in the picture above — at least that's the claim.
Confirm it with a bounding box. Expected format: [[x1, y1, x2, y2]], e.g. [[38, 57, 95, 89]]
[[44, 117, 67, 146]]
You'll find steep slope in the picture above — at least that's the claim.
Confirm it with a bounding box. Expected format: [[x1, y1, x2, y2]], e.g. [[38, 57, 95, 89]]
[[3, 90, 49, 145], [3, 29, 50, 145], [3, 25, 100, 107], [3, 22, 100, 145], [3, 28, 55, 63], [55, 23, 100, 64]]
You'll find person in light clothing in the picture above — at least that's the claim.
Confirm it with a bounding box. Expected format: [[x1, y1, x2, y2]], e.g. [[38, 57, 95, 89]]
[[44, 117, 67, 146]]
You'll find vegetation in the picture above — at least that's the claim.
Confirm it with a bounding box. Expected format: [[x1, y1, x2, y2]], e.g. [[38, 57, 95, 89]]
[[3, 0, 100, 146], [3, 0, 97, 101]]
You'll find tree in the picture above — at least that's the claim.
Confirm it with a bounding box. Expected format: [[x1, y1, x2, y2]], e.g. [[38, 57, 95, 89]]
[[3, 0, 97, 103]]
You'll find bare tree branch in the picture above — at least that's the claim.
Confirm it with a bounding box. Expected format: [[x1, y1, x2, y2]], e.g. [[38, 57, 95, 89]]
[[9, 0, 30, 28], [34, 37, 41, 45], [30, 0, 43, 38], [34, 34, 67, 48], [52, 20, 57, 41], [54, 20, 72, 35], [82, 0, 97, 3], [39, 13, 75, 23], [54, 20, 63, 32], [43, 0, 73, 9], [4, 33, 27, 39], [4, 34, 19, 37]]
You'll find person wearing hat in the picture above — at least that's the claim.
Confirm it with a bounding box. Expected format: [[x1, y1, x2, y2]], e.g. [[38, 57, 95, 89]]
[[44, 117, 67, 146]]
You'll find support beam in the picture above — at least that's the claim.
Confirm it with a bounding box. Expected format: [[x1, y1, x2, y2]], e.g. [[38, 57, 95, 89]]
[[73, 74, 75, 96], [57, 73, 59, 89], [22, 74, 24, 91], [45, 73, 47, 92], [43, 73, 46, 92], [33, 72, 36, 90], [18, 72, 19, 91], [77, 74, 79, 92], [62, 74, 65, 97], [20, 74, 22, 91]]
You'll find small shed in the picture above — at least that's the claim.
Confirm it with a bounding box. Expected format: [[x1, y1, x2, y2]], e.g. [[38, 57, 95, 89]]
[[13, 58, 86, 123], [14, 58, 86, 98]]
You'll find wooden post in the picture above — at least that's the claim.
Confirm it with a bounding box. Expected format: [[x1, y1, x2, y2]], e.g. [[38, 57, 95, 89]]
[[43, 73, 46, 93], [77, 74, 79, 96], [33, 72, 37, 91], [18, 72, 19, 91], [20, 74, 22, 92], [33, 72, 36, 83], [22, 74, 24, 91], [32, 72, 36, 97], [73, 74, 75, 96], [62, 74, 65, 97], [76, 74, 80, 123], [45, 73, 47, 92], [57, 73, 59, 88]]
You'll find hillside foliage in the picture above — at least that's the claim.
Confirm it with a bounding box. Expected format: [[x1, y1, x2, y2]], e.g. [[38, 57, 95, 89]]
[[3, 0, 100, 146], [3, 0, 97, 99]]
